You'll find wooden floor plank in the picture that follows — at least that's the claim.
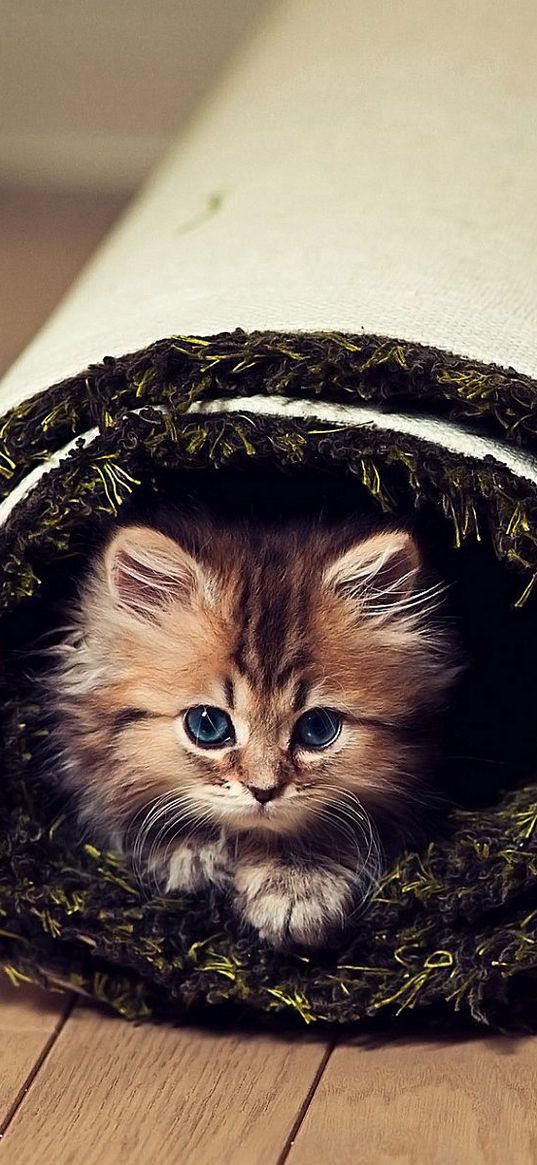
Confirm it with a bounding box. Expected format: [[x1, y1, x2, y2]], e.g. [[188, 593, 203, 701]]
[[0, 1004, 330, 1165], [286, 1034, 537, 1165], [0, 980, 71, 1129]]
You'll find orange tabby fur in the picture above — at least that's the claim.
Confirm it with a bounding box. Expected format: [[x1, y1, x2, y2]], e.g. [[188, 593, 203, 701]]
[[49, 513, 460, 949]]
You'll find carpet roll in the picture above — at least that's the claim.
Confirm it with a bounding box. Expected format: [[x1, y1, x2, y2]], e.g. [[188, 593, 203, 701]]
[[1, 330, 537, 1028], [1, 0, 537, 1029]]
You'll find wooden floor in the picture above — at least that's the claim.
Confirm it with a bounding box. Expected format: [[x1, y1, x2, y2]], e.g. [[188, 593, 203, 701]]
[[2, 981, 537, 1164], [1, 187, 537, 1163]]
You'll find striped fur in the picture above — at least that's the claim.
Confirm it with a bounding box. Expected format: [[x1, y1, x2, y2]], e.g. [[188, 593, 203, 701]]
[[48, 513, 461, 949]]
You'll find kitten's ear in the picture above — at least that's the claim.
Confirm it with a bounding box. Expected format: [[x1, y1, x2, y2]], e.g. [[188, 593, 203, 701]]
[[324, 529, 421, 616], [104, 526, 211, 619]]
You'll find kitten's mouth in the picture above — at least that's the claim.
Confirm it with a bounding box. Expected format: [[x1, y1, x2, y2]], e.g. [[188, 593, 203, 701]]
[[221, 795, 305, 836], [244, 799, 274, 818], [201, 785, 307, 835]]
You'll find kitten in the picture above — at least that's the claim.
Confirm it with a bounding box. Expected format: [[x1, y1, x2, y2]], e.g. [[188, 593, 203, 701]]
[[49, 512, 460, 949]]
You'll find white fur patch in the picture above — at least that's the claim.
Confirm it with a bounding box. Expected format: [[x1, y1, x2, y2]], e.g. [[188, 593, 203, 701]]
[[165, 833, 231, 893], [234, 861, 356, 949]]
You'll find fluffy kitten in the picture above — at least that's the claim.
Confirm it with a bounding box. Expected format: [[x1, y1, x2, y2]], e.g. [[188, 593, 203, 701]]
[[49, 513, 460, 949]]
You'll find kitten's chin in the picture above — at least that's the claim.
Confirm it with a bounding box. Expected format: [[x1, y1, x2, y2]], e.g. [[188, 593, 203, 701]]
[[208, 798, 308, 837]]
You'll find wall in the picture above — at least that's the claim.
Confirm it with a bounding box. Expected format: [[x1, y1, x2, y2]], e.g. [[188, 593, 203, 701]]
[[0, 0, 269, 190]]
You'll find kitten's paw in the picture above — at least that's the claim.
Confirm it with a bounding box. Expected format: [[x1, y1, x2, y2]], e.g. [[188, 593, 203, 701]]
[[234, 862, 354, 950], [165, 834, 231, 894]]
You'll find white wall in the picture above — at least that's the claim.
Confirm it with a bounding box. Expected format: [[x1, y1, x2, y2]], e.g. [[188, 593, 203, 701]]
[[0, 0, 269, 190]]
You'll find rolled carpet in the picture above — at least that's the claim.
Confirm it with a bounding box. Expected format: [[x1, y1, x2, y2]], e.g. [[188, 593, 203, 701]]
[[1, 0, 537, 1029]]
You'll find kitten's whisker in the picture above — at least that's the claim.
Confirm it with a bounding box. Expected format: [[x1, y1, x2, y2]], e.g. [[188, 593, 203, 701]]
[[308, 785, 384, 884], [314, 803, 382, 894], [130, 787, 218, 894], [129, 790, 199, 887], [309, 803, 361, 857], [146, 809, 198, 874], [157, 810, 216, 887], [136, 801, 198, 874], [307, 807, 363, 874], [307, 789, 381, 880], [442, 754, 507, 767], [157, 805, 214, 862]]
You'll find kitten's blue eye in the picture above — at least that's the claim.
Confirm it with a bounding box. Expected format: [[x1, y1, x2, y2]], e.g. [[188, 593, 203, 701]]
[[184, 705, 235, 748], [293, 708, 342, 750]]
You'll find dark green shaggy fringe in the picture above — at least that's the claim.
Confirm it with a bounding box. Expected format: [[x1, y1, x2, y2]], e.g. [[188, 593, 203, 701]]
[[1, 330, 537, 1031]]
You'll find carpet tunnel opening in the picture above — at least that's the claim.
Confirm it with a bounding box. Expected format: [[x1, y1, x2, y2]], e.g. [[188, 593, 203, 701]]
[[1, 332, 537, 1029]]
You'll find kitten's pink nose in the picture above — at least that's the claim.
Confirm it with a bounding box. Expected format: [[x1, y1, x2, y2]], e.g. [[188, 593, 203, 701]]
[[248, 786, 277, 804]]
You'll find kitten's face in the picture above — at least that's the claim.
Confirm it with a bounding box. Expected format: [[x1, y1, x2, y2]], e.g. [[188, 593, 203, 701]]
[[53, 517, 458, 851]]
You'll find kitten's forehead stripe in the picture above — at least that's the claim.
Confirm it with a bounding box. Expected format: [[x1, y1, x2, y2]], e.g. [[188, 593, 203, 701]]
[[277, 649, 313, 690], [292, 677, 311, 713], [232, 573, 254, 677], [223, 677, 235, 708], [236, 548, 311, 695]]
